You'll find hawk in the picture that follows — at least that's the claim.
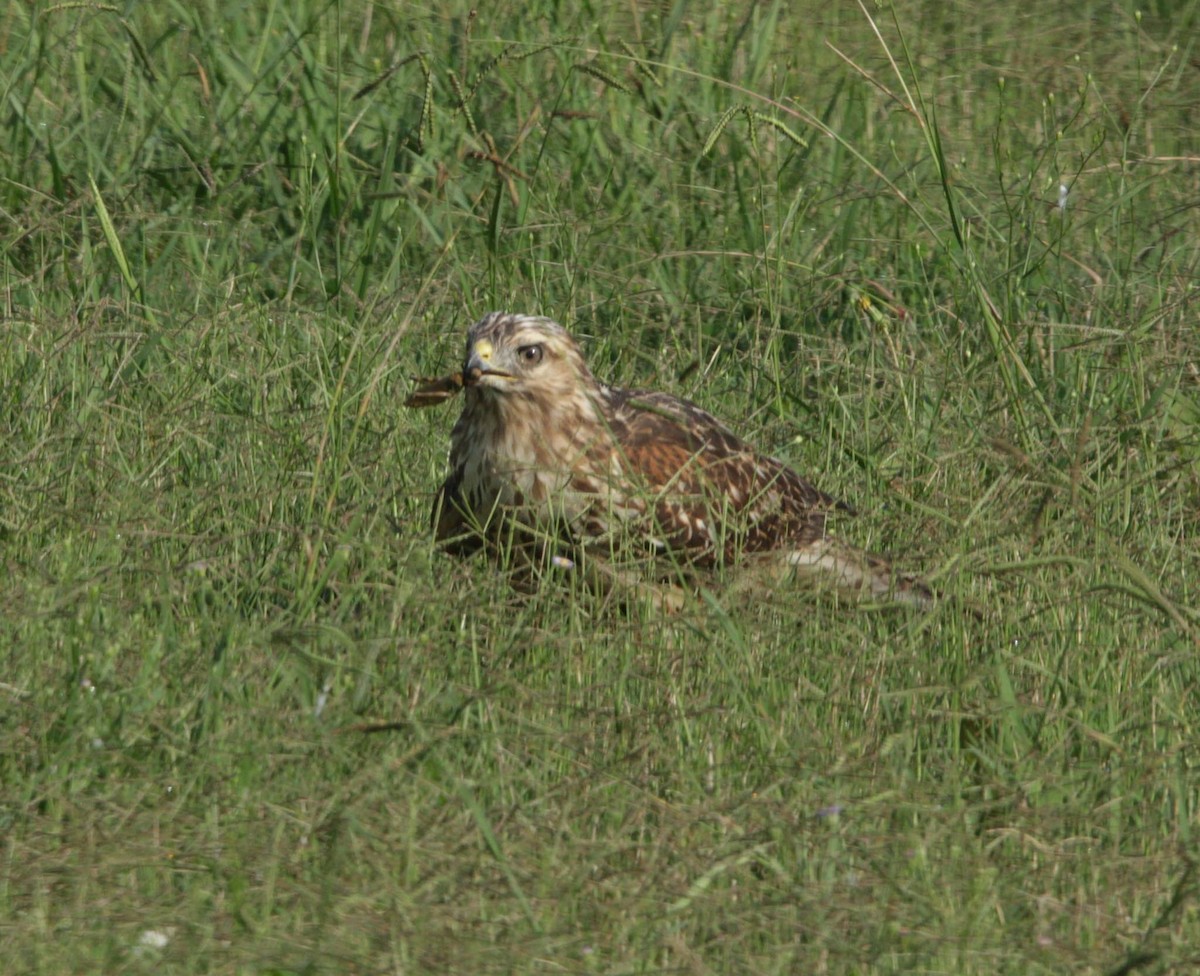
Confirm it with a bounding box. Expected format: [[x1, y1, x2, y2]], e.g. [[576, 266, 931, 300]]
[[420, 312, 933, 610]]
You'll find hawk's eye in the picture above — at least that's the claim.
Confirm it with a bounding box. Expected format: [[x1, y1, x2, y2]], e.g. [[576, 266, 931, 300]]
[[517, 344, 544, 366]]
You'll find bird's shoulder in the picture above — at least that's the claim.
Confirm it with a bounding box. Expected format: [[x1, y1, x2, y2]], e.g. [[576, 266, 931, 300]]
[[597, 382, 851, 516], [600, 384, 738, 451]]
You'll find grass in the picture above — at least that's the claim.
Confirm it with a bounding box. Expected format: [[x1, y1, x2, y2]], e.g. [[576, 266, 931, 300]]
[[3, 0, 1200, 972]]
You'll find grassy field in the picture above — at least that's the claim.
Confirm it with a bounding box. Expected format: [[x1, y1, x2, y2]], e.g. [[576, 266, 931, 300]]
[[3, 0, 1200, 972]]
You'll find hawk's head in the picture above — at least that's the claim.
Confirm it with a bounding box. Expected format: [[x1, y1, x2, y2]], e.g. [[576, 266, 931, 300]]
[[460, 313, 596, 402]]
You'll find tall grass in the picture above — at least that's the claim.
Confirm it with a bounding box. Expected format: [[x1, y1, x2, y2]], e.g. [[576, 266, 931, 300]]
[[3, 0, 1199, 972]]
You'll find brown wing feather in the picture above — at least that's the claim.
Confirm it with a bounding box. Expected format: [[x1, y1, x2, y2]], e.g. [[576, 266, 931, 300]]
[[406, 372, 463, 408], [601, 387, 850, 566], [432, 464, 482, 556]]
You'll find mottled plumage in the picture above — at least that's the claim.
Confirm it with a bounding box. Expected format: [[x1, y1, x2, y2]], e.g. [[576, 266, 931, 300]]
[[428, 312, 931, 608]]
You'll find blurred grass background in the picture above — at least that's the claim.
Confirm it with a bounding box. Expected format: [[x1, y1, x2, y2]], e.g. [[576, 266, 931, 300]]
[[2, 0, 1199, 972]]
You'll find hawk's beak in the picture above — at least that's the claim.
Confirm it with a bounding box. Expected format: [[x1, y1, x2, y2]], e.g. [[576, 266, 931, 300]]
[[463, 338, 512, 385]]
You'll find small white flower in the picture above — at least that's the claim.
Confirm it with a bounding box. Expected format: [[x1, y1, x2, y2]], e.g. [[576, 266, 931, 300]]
[[313, 677, 333, 719], [138, 930, 171, 950]]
